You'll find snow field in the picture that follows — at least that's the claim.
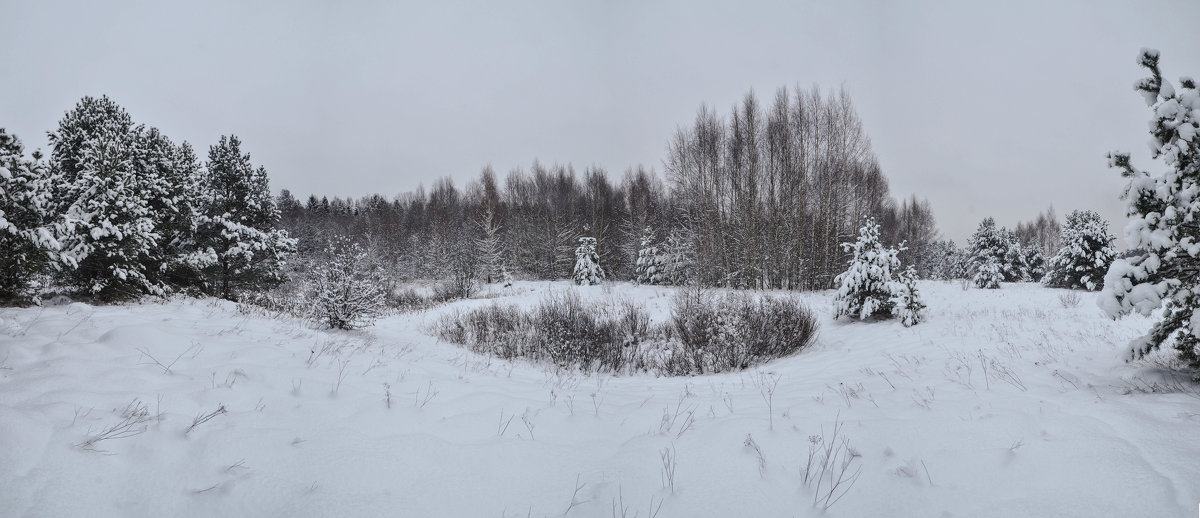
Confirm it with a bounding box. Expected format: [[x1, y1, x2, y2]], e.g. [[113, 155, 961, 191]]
[[1, 281, 1197, 517]]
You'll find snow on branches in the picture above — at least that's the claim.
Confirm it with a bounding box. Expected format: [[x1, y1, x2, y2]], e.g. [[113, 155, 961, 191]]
[[1099, 49, 1200, 367], [1043, 210, 1116, 291], [573, 236, 606, 285], [307, 237, 386, 330], [834, 219, 926, 326]]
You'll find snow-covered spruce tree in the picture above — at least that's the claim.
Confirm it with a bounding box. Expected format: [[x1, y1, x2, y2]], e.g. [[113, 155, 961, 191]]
[[974, 256, 1002, 289], [307, 236, 386, 330], [634, 226, 667, 285], [1043, 210, 1116, 291], [194, 135, 296, 300], [572, 236, 605, 285], [47, 96, 164, 300], [834, 219, 902, 320], [0, 129, 61, 302], [891, 266, 926, 327], [1099, 49, 1200, 368]]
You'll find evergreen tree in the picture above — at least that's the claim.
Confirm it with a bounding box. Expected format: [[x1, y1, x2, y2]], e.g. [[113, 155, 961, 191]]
[[47, 96, 164, 300], [500, 262, 514, 288], [1023, 245, 1047, 282], [891, 266, 926, 327], [308, 236, 386, 330], [967, 217, 1006, 278], [834, 219, 902, 320], [974, 255, 1003, 289], [1043, 210, 1116, 290], [572, 236, 605, 285], [925, 240, 969, 280], [1001, 229, 1029, 281], [194, 135, 296, 300], [136, 128, 203, 290], [661, 227, 695, 286], [634, 226, 666, 285], [1099, 49, 1200, 367], [0, 129, 60, 301]]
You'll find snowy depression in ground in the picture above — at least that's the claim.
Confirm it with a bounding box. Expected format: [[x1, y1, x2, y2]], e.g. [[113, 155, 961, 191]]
[[2, 281, 1197, 517]]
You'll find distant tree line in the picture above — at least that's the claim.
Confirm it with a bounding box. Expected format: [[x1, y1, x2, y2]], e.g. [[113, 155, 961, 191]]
[[278, 85, 944, 293]]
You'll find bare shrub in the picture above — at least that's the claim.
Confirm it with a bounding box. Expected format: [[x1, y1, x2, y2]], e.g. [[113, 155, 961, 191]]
[[667, 291, 818, 374], [391, 287, 435, 312], [434, 289, 818, 376], [1057, 291, 1081, 308]]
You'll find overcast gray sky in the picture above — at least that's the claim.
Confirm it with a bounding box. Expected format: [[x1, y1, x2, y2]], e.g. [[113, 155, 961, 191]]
[[2, 0, 1198, 246]]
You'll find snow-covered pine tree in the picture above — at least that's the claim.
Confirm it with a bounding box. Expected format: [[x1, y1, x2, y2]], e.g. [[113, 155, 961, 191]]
[[1099, 49, 1200, 367], [1022, 245, 1047, 282], [572, 236, 605, 285], [0, 129, 60, 302], [47, 96, 164, 300], [834, 219, 902, 320], [634, 226, 667, 285], [967, 218, 1007, 282], [662, 227, 695, 286], [194, 135, 296, 300], [974, 255, 1003, 289], [1043, 210, 1116, 291], [925, 240, 969, 280], [1001, 229, 1030, 282], [307, 236, 386, 330], [891, 266, 927, 327], [135, 128, 203, 290]]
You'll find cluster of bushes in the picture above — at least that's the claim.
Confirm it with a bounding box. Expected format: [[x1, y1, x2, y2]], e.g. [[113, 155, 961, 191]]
[[434, 290, 818, 376]]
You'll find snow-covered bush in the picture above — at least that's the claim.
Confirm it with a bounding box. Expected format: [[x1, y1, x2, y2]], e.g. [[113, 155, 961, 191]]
[[1099, 49, 1200, 368], [891, 267, 926, 327], [634, 227, 667, 285], [572, 236, 605, 285], [193, 135, 296, 300], [0, 129, 60, 302], [974, 256, 1003, 289], [307, 237, 387, 330], [834, 219, 901, 320], [1042, 210, 1116, 291]]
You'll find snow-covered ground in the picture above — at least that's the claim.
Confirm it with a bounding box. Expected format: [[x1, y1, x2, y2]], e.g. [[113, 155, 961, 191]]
[[1, 281, 1197, 517]]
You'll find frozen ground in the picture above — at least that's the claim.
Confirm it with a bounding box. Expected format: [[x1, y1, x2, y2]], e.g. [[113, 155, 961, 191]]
[[1, 281, 1197, 517]]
